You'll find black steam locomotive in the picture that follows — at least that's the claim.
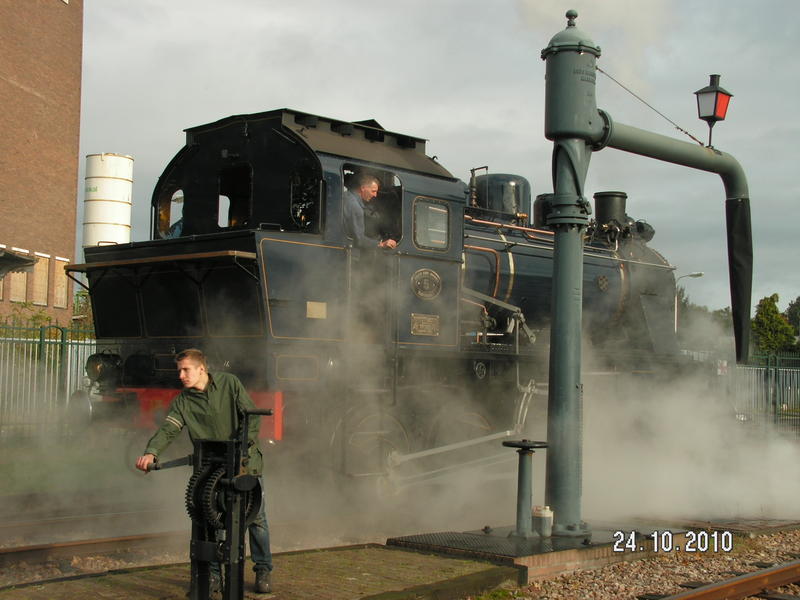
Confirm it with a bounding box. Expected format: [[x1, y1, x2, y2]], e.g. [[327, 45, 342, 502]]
[[69, 108, 682, 479]]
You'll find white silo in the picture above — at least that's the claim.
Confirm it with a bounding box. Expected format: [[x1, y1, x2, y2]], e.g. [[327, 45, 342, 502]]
[[83, 153, 134, 247]]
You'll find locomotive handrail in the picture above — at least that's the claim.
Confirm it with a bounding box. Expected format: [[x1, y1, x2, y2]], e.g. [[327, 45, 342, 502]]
[[464, 233, 675, 270], [464, 244, 502, 297], [465, 214, 555, 238]]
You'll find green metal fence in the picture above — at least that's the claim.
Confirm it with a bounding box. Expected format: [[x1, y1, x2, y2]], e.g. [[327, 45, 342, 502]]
[[0, 323, 95, 427], [748, 351, 800, 369], [732, 352, 800, 435]]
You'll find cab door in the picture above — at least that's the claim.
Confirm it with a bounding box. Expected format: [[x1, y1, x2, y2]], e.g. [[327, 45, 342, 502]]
[[394, 196, 460, 348]]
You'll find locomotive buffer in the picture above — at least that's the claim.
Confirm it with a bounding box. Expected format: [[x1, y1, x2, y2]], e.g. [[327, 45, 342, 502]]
[[149, 408, 273, 600]]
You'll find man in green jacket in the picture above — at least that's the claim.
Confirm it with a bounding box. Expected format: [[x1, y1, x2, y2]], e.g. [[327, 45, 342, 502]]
[[136, 348, 273, 594]]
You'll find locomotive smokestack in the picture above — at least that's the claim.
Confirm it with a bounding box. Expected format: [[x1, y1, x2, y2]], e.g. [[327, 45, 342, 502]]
[[593, 191, 627, 228]]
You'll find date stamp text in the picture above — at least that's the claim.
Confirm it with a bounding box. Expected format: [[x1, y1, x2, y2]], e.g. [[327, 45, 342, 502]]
[[612, 530, 733, 553]]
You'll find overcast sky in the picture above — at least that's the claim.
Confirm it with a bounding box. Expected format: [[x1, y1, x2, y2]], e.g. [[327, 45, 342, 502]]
[[79, 0, 799, 312]]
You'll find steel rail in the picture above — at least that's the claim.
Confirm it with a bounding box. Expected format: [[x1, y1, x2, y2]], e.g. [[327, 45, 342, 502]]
[[0, 531, 187, 570], [657, 559, 800, 599]]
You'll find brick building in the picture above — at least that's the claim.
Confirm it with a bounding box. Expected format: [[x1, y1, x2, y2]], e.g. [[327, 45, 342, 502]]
[[0, 0, 83, 324]]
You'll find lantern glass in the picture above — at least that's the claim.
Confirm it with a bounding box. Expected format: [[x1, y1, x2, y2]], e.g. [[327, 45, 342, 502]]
[[696, 91, 717, 119], [715, 93, 731, 119]]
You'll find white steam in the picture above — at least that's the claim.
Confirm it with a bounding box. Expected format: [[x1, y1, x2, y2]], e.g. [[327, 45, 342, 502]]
[[582, 372, 800, 521]]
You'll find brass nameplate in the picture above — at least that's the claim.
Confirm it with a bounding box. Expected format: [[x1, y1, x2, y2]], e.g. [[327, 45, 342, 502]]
[[411, 313, 440, 336], [306, 301, 327, 319]]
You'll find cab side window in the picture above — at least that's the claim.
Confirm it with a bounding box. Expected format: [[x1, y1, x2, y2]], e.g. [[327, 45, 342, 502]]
[[413, 197, 449, 250], [342, 166, 402, 244]]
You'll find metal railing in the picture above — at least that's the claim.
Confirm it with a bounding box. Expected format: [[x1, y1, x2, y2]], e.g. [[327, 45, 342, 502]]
[[0, 323, 95, 427], [730, 359, 800, 435], [748, 351, 800, 369]]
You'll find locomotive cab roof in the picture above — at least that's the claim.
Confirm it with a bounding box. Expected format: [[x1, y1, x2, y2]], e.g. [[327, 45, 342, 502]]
[[147, 108, 460, 240], [183, 108, 454, 180]]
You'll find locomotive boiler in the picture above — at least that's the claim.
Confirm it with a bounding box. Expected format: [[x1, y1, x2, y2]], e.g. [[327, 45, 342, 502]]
[[68, 108, 685, 480]]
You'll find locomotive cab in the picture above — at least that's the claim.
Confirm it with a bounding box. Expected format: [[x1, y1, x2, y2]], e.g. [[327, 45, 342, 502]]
[[152, 113, 326, 239], [71, 109, 470, 448]]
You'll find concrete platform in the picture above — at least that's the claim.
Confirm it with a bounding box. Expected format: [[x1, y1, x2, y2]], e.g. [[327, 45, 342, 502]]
[[0, 544, 517, 600], [388, 524, 689, 584]]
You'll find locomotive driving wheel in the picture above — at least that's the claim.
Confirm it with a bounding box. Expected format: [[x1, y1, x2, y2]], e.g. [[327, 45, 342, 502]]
[[330, 405, 411, 480], [425, 402, 494, 469]]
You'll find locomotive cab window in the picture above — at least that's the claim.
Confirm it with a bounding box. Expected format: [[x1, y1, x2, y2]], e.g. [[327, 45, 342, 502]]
[[218, 164, 251, 228], [154, 164, 253, 238], [413, 197, 449, 250], [156, 189, 185, 239], [218, 195, 230, 228], [342, 165, 402, 246]]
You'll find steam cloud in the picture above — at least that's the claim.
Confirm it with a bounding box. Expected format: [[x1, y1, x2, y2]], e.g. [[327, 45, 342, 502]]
[[582, 370, 800, 521]]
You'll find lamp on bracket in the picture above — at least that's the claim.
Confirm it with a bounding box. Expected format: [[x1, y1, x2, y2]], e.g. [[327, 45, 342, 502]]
[[694, 74, 733, 148]]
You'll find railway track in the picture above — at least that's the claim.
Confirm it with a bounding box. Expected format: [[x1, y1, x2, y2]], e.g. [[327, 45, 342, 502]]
[[4, 522, 800, 599], [0, 531, 186, 571], [0, 506, 181, 544], [0, 489, 414, 590], [0, 490, 185, 549], [639, 558, 800, 600]]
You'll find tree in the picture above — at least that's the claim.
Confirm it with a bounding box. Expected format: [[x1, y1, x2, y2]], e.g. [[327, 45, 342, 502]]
[[752, 294, 796, 355], [785, 295, 800, 335], [7, 301, 51, 327], [711, 306, 732, 331], [675, 290, 733, 353], [72, 290, 95, 334]]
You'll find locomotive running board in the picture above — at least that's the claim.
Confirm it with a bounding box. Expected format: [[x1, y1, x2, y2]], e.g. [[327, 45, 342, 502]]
[[67, 250, 258, 271], [65, 250, 259, 290]]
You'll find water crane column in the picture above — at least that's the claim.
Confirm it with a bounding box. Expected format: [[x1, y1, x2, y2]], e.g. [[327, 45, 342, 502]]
[[539, 9, 751, 536], [540, 10, 604, 536]]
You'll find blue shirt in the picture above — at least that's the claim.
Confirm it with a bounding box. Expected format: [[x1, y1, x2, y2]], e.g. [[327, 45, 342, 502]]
[[342, 189, 374, 248]]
